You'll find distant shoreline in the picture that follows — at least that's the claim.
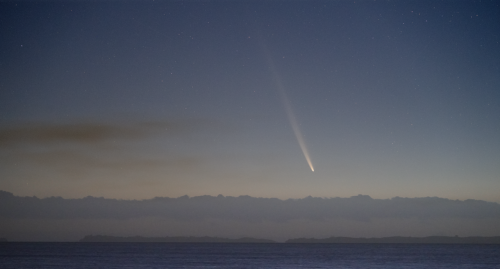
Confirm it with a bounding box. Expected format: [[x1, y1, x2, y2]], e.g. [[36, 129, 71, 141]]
[[77, 235, 500, 244], [285, 236, 500, 244], [79, 235, 276, 243]]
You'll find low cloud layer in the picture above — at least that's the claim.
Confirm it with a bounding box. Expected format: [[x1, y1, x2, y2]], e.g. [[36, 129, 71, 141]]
[[0, 121, 190, 147], [2, 191, 500, 241], [1, 191, 499, 222]]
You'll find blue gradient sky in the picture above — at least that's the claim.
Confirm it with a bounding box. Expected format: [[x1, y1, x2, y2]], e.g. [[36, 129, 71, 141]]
[[1, 1, 499, 201]]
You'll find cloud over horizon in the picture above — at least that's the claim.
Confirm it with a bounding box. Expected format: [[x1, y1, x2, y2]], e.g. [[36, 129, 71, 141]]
[[2, 190, 499, 221], [2, 190, 500, 241]]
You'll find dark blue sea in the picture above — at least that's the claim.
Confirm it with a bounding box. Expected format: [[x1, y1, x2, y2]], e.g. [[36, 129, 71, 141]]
[[1, 243, 500, 268]]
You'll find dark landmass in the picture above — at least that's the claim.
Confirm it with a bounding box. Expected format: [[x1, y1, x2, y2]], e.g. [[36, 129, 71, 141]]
[[80, 235, 276, 243], [80, 235, 500, 244], [286, 236, 500, 244]]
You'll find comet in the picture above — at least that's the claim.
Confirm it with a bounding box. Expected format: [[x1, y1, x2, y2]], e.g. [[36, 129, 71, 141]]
[[259, 38, 315, 172]]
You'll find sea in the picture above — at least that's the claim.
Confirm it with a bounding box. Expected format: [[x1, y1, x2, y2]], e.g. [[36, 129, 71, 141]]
[[1, 243, 500, 268]]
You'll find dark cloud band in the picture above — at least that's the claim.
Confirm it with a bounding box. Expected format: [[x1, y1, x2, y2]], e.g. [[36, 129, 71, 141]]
[[1, 191, 499, 221]]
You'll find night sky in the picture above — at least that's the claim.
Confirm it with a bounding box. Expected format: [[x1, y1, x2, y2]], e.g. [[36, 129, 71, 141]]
[[1, 1, 499, 202]]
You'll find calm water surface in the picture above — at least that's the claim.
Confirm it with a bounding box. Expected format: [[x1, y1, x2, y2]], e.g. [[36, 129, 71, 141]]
[[1, 243, 499, 268]]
